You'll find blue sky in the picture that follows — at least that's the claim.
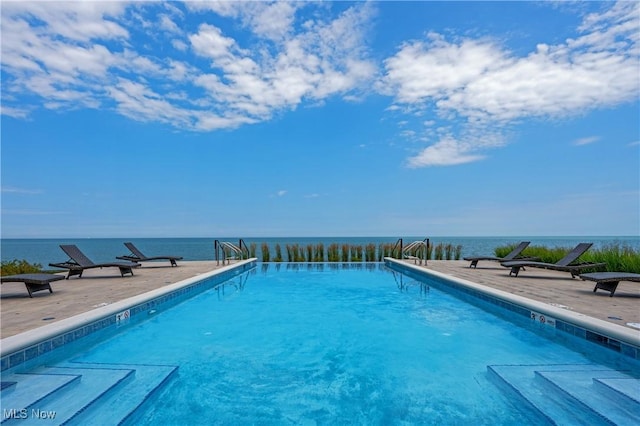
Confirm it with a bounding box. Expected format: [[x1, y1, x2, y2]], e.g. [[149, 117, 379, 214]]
[[1, 1, 639, 238]]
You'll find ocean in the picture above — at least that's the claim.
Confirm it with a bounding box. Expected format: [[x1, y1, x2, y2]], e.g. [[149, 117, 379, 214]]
[[1, 236, 638, 267]]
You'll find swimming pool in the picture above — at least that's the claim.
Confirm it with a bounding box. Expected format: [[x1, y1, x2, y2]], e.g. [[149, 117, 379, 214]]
[[1, 262, 639, 425]]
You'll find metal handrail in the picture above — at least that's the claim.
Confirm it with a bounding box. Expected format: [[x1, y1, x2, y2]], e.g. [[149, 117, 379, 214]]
[[214, 240, 245, 265], [402, 238, 429, 265], [391, 238, 403, 259], [238, 238, 250, 259]]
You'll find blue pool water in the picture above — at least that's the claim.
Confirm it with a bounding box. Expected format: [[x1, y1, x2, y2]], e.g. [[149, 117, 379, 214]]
[[2, 263, 639, 425]]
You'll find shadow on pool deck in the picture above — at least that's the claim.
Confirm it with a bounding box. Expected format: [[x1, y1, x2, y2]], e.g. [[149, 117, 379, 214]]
[[1, 260, 638, 339]]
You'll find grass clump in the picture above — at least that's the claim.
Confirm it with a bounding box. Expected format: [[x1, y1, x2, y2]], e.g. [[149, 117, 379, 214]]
[[365, 243, 376, 262], [495, 243, 640, 273], [377, 243, 394, 261], [350, 245, 363, 262], [327, 244, 340, 262], [582, 243, 640, 273], [341, 244, 350, 262], [261, 243, 270, 262], [314, 244, 325, 262], [274, 244, 283, 262], [1, 259, 43, 276]]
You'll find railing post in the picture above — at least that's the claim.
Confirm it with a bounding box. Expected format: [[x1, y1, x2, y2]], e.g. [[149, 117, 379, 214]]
[[425, 238, 429, 266]]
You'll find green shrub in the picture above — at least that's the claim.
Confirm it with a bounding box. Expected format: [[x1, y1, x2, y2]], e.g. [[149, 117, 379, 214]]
[[495, 243, 640, 273], [377, 243, 394, 261], [1, 259, 43, 276], [341, 244, 350, 262], [289, 244, 304, 262], [328, 243, 340, 262], [261, 243, 270, 262], [274, 244, 283, 262], [427, 241, 433, 260], [365, 243, 376, 262], [444, 243, 454, 260], [434, 243, 444, 260], [581, 243, 640, 273], [351, 245, 363, 262], [454, 245, 462, 260]]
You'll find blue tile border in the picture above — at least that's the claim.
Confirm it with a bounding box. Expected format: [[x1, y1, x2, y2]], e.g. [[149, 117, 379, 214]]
[[385, 259, 640, 362], [1, 261, 256, 372]]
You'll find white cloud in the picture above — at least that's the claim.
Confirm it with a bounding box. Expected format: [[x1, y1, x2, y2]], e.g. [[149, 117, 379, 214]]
[[381, 1, 639, 167], [158, 14, 180, 34], [2, 0, 636, 162], [187, 0, 300, 41], [407, 137, 485, 167], [1, 1, 376, 131], [573, 136, 600, 146], [407, 126, 507, 167], [0, 105, 31, 119], [1, 1, 129, 42], [382, 2, 638, 122], [1, 186, 42, 194]]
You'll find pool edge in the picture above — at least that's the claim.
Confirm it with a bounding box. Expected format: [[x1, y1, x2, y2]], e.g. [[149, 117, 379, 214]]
[[385, 258, 640, 360], [1, 259, 256, 370]]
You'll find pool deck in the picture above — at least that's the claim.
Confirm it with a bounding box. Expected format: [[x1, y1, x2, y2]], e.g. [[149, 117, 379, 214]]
[[1, 260, 639, 340]]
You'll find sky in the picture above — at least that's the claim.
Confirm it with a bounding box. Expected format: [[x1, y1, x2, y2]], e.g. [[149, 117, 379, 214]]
[[1, 0, 639, 239]]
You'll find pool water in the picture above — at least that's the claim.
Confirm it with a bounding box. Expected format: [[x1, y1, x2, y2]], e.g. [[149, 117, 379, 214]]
[[2, 263, 640, 426], [36, 263, 628, 425]]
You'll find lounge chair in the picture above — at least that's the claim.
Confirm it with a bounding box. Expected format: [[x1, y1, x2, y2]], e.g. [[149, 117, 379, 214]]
[[49, 245, 139, 279], [116, 242, 183, 267], [1, 273, 65, 297], [580, 272, 640, 297], [463, 241, 537, 268], [501, 243, 606, 278]]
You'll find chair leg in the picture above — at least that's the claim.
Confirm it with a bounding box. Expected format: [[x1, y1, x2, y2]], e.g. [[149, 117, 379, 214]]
[[119, 267, 134, 277], [594, 281, 619, 297]]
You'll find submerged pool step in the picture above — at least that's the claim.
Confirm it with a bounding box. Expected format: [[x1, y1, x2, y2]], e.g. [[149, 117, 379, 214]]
[[1, 365, 133, 425], [488, 364, 640, 426], [0, 372, 80, 424], [594, 377, 640, 408], [61, 362, 179, 425], [538, 370, 640, 425], [0, 362, 178, 426]]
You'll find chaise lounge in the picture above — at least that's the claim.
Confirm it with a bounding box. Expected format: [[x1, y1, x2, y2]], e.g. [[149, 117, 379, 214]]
[[580, 272, 640, 297], [501, 243, 606, 278], [1, 273, 65, 297], [463, 241, 537, 268], [116, 242, 183, 267], [49, 245, 139, 279]]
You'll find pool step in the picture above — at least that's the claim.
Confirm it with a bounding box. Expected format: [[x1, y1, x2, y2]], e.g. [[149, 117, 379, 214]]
[[0, 372, 81, 423], [0, 362, 178, 425], [488, 364, 640, 425], [62, 362, 178, 425]]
